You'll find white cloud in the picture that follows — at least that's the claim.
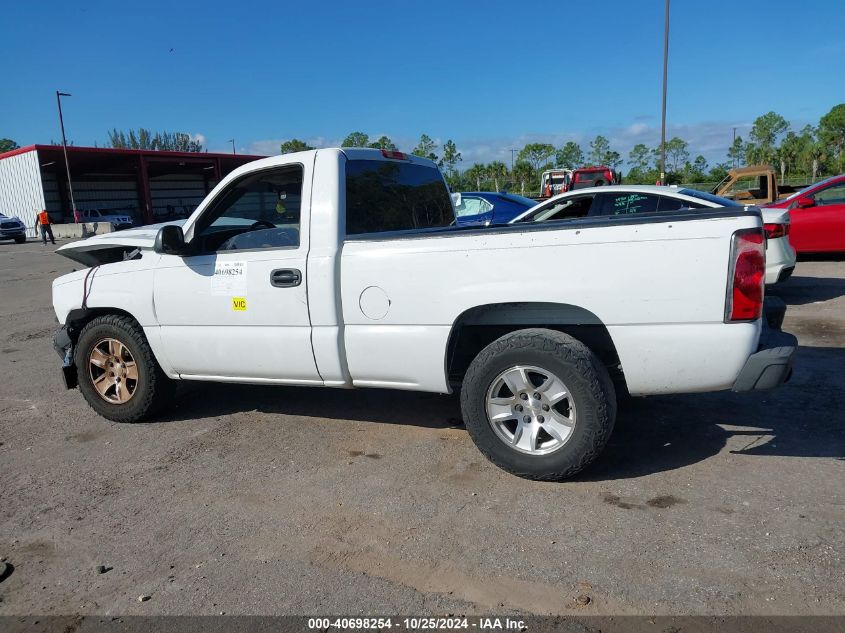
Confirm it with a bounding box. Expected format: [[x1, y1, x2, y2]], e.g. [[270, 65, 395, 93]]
[[244, 135, 342, 156]]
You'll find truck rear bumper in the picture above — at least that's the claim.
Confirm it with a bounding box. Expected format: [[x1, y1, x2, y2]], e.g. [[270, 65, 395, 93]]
[[733, 298, 796, 392]]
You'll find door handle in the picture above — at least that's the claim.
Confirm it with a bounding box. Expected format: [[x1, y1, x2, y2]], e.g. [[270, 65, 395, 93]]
[[270, 268, 302, 288]]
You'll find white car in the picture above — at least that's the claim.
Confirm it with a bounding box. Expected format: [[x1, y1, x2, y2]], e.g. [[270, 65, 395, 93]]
[[51, 149, 795, 481], [79, 209, 134, 229], [511, 185, 797, 285]]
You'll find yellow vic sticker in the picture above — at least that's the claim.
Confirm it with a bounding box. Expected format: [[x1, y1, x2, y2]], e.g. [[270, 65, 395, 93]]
[[232, 297, 247, 311]]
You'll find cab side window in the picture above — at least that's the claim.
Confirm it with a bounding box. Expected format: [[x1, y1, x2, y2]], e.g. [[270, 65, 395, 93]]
[[522, 195, 595, 223], [814, 183, 845, 206], [598, 193, 660, 215], [657, 196, 704, 211], [455, 196, 494, 218], [194, 166, 303, 253]]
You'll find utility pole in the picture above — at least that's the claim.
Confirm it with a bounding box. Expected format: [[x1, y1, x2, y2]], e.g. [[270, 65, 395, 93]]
[[228, 139, 236, 155], [509, 148, 518, 171], [732, 127, 737, 167], [659, 0, 670, 184], [56, 91, 76, 217]]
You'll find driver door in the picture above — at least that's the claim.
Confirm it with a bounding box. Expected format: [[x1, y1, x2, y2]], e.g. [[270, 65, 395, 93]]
[[790, 182, 845, 253], [153, 162, 321, 383]]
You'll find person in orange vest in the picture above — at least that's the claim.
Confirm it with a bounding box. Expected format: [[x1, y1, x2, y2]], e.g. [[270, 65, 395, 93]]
[[35, 209, 56, 245]]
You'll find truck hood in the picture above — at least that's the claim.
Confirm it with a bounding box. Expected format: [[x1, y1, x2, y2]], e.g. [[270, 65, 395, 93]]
[[55, 220, 186, 266]]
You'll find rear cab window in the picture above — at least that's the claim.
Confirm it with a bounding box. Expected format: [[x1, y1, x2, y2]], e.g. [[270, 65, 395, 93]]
[[345, 159, 454, 236]]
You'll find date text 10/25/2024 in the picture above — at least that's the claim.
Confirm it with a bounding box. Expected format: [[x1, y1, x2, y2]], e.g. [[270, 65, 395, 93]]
[[307, 617, 526, 630]]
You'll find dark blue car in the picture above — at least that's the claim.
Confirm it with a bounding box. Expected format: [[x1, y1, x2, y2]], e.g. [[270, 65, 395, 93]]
[[454, 191, 537, 226]]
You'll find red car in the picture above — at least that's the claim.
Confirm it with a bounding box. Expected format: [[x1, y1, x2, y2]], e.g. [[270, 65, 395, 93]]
[[569, 165, 620, 190], [766, 175, 845, 253]]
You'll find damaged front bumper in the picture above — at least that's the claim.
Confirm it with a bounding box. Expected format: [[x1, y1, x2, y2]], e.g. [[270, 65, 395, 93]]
[[53, 326, 78, 389]]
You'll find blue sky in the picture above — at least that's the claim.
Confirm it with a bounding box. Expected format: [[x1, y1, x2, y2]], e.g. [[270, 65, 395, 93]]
[[3, 0, 843, 168]]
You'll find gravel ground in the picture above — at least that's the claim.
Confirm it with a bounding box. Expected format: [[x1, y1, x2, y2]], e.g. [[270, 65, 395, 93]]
[[0, 241, 842, 617]]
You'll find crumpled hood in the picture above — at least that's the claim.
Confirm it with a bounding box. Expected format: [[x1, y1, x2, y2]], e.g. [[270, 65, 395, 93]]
[[55, 220, 186, 266]]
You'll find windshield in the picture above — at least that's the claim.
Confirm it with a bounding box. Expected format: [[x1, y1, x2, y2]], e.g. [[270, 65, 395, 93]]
[[678, 189, 741, 207]]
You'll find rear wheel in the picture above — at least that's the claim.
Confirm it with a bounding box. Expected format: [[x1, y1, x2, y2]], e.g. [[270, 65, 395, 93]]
[[460, 328, 616, 480], [75, 315, 175, 422]]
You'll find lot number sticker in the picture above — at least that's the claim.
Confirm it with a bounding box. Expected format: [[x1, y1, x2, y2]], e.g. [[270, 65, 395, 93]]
[[212, 261, 247, 296]]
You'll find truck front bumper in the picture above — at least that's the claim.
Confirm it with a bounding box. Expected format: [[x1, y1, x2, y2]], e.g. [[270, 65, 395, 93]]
[[732, 297, 796, 392], [53, 325, 78, 389]]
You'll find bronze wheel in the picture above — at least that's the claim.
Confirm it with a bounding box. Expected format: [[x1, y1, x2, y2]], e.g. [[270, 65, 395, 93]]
[[75, 315, 175, 423], [88, 337, 139, 404]]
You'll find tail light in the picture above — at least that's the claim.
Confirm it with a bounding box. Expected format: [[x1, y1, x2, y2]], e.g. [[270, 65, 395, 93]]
[[763, 222, 789, 239], [380, 149, 408, 160], [726, 228, 765, 322]]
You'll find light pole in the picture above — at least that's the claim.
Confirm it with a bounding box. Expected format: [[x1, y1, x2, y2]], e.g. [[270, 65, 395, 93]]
[[56, 91, 77, 218], [659, 0, 670, 184], [228, 139, 236, 155], [732, 127, 737, 167], [508, 148, 518, 170]]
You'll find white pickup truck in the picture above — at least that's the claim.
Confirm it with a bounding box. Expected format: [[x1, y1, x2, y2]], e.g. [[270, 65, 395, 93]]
[[51, 148, 796, 480]]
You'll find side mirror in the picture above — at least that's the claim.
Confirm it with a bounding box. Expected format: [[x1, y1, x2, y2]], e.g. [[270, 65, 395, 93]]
[[795, 196, 814, 209], [154, 225, 186, 255]]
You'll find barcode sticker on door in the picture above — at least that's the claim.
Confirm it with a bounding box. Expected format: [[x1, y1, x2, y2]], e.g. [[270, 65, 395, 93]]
[[212, 261, 247, 296]]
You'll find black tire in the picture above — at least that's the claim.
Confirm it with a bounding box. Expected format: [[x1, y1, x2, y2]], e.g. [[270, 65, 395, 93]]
[[460, 328, 616, 481], [75, 315, 175, 423], [14, 236, 25, 244], [594, 180, 605, 187]]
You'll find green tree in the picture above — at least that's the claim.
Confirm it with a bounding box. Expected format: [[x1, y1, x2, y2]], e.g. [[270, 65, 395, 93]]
[[748, 111, 789, 165], [517, 143, 555, 172], [464, 163, 488, 190], [108, 128, 202, 152], [727, 135, 745, 167], [511, 160, 535, 196], [819, 103, 845, 170], [776, 131, 806, 180], [342, 131, 370, 147], [708, 162, 731, 183], [555, 141, 583, 168], [0, 138, 20, 153], [280, 139, 314, 153], [791, 125, 822, 178], [664, 137, 689, 173], [605, 150, 622, 171], [628, 143, 650, 173], [368, 135, 398, 151], [807, 139, 828, 181], [683, 155, 709, 182], [440, 139, 462, 176], [487, 161, 508, 191], [587, 135, 612, 165], [411, 134, 438, 162]]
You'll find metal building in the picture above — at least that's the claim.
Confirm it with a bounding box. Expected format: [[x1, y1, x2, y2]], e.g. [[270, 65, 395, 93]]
[[0, 145, 263, 237]]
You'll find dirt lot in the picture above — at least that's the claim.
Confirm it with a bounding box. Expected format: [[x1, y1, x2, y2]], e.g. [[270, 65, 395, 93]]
[[0, 241, 843, 617]]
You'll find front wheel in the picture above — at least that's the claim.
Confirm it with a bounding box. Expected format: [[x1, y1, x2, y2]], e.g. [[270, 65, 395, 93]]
[[460, 328, 616, 480], [14, 235, 25, 244], [75, 315, 175, 422]]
